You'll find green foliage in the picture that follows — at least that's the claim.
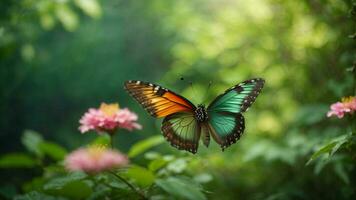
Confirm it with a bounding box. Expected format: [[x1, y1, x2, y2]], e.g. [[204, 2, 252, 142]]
[[14, 191, 66, 200], [39, 142, 67, 161], [155, 177, 206, 200], [47, 180, 93, 199], [43, 172, 87, 190], [307, 133, 351, 165], [74, 0, 102, 19], [1, 130, 209, 199], [20, 130, 67, 161], [21, 130, 44, 157], [0, 153, 37, 168], [128, 135, 164, 158], [1, 0, 356, 199], [148, 157, 168, 172], [44, 172, 92, 199], [126, 165, 156, 187], [55, 3, 79, 32]]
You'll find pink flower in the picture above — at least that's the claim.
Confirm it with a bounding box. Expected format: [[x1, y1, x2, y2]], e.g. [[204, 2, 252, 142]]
[[327, 96, 356, 118], [79, 103, 142, 134], [65, 146, 129, 173]]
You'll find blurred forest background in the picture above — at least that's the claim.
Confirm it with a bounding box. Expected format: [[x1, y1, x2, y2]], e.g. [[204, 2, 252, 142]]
[[1, 0, 356, 199]]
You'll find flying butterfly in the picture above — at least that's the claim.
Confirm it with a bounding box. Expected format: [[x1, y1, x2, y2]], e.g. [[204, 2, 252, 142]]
[[124, 78, 265, 154]]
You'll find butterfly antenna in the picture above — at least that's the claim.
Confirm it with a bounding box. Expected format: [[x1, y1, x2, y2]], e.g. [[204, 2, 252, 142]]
[[201, 81, 212, 104], [189, 81, 199, 103], [180, 77, 198, 103]]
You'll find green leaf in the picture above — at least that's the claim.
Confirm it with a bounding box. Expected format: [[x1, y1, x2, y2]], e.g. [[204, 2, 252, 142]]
[[55, 4, 78, 31], [148, 158, 167, 172], [74, 0, 102, 19], [22, 177, 46, 193], [330, 137, 348, 156], [21, 130, 44, 157], [44, 172, 92, 199], [167, 158, 187, 173], [313, 155, 329, 174], [155, 177, 206, 200], [0, 153, 37, 168], [307, 135, 349, 165], [44, 165, 67, 177], [128, 135, 164, 158], [39, 141, 67, 161], [144, 151, 161, 160], [14, 191, 66, 200], [126, 165, 155, 187], [307, 141, 338, 165], [108, 181, 128, 190], [194, 173, 213, 183], [44, 172, 87, 190], [334, 162, 350, 184], [87, 184, 111, 200], [40, 13, 55, 30], [47, 181, 92, 200]]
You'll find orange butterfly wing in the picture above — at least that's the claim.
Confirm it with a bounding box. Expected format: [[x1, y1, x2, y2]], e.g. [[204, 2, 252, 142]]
[[124, 80, 196, 118]]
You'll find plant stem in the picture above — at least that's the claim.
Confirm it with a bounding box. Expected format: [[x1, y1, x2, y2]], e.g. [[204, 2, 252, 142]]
[[109, 171, 147, 200]]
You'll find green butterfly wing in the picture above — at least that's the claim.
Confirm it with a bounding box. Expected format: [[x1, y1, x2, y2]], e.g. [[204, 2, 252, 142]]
[[207, 112, 245, 150], [207, 78, 265, 150], [161, 112, 201, 154], [208, 78, 265, 113]]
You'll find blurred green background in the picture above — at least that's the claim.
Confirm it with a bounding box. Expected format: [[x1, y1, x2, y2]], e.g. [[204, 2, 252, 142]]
[[1, 0, 356, 199]]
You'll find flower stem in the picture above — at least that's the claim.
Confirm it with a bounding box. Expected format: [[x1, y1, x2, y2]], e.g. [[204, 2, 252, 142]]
[[109, 171, 147, 200]]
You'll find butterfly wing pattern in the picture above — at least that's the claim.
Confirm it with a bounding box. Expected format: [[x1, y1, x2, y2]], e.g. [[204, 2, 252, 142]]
[[124, 80, 200, 153], [207, 78, 265, 150], [161, 112, 201, 153], [124, 78, 265, 154], [124, 80, 195, 117]]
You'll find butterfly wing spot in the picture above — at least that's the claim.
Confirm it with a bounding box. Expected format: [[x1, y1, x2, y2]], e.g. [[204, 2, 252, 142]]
[[156, 88, 166, 96]]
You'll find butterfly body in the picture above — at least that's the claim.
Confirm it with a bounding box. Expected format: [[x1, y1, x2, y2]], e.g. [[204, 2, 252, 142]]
[[124, 78, 265, 154], [195, 104, 209, 122]]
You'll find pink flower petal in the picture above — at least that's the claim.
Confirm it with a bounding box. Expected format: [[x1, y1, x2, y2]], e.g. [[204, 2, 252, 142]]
[[65, 147, 129, 173], [327, 97, 356, 119], [78, 103, 142, 134]]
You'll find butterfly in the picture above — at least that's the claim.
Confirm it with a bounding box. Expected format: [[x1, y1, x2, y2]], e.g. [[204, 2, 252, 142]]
[[124, 78, 265, 154]]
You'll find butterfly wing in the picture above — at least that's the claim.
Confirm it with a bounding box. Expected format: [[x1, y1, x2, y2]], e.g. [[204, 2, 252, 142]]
[[207, 78, 265, 150], [125, 80, 200, 153], [208, 78, 265, 113], [124, 80, 196, 118], [161, 112, 200, 154], [207, 112, 245, 150]]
